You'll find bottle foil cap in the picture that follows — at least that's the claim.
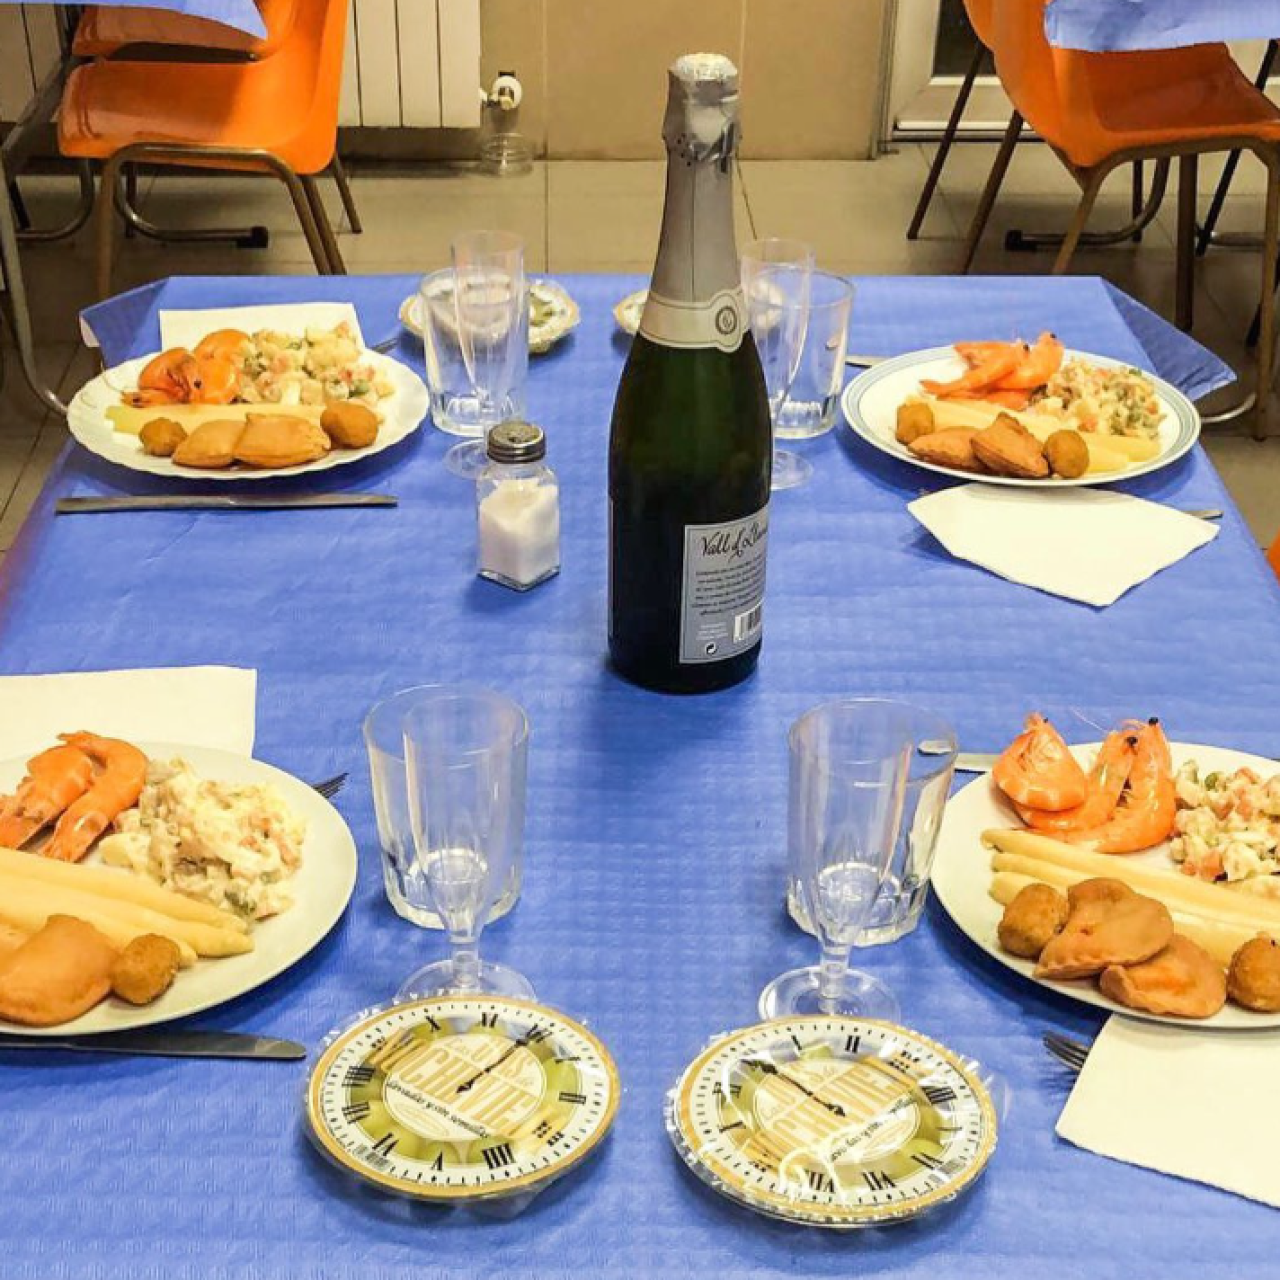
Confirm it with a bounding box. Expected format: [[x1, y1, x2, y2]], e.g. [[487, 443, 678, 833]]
[[664, 53, 739, 166], [487, 421, 546, 464]]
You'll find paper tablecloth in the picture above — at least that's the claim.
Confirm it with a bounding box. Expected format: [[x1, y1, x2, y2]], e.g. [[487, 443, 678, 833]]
[[0, 0, 269, 39], [1045, 0, 1280, 52], [0, 273, 1275, 1278]]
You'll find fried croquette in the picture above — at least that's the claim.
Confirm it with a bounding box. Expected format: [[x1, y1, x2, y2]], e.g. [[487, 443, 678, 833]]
[[1035, 893, 1173, 981], [1099, 934, 1227, 1019], [234, 415, 331, 469], [908, 427, 984, 472], [139, 417, 187, 458], [972, 414, 1049, 479], [172, 419, 245, 469], [1067, 878, 1134, 912], [1045, 429, 1088, 479], [895, 401, 935, 447], [1227, 935, 1280, 1012], [321, 401, 380, 450], [0, 915, 116, 1026], [998, 883, 1069, 959], [110, 933, 182, 1006]]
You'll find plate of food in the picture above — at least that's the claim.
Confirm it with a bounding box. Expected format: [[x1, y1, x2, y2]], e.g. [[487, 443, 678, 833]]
[[613, 289, 647, 336], [0, 733, 357, 1033], [931, 714, 1280, 1029], [68, 322, 429, 480], [842, 336, 1199, 486], [400, 277, 580, 355]]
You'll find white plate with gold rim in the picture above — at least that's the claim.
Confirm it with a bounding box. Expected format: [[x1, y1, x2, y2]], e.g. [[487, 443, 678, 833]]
[[932, 740, 1280, 1030], [0, 741, 357, 1035]]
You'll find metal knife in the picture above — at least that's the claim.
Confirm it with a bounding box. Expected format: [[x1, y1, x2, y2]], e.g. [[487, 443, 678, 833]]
[[56, 494, 397, 514], [955, 752, 999, 774], [0, 1030, 305, 1060]]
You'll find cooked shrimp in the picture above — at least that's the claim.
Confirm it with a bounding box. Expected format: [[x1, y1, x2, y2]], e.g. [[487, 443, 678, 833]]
[[995, 331, 1064, 391], [190, 354, 239, 405], [193, 329, 250, 363], [1066, 719, 1176, 854], [0, 745, 95, 849], [921, 346, 1023, 398], [42, 733, 147, 863], [993, 713, 1089, 812], [1015, 730, 1136, 833], [955, 340, 1023, 368]]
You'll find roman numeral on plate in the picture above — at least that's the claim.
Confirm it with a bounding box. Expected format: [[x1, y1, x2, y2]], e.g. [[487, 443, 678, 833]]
[[483, 1143, 515, 1170]]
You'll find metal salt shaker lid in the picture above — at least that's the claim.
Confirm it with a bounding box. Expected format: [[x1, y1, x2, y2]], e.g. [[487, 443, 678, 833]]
[[486, 421, 546, 464]]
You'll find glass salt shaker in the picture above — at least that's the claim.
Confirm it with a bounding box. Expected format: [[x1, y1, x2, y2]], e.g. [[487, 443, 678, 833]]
[[476, 421, 560, 591]]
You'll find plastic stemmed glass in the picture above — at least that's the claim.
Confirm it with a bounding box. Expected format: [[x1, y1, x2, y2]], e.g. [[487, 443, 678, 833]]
[[446, 230, 529, 479], [396, 686, 534, 1001], [759, 699, 915, 1022], [741, 238, 814, 491]]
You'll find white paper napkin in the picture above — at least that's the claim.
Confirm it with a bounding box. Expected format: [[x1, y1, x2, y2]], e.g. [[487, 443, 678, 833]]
[[158, 302, 365, 350], [908, 483, 1218, 606], [1057, 1016, 1280, 1207], [0, 666, 257, 759]]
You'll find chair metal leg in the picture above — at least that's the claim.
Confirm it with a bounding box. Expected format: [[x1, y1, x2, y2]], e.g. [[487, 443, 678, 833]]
[[908, 38, 984, 241], [1175, 154, 1198, 332], [301, 175, 345, 273], [1197, 39, 1279, 257], [95, 151, 127, 302], [17, 161, 96, 244], [115, 175, 270, 250], [1051, 165, 1110, 276], [123, 164, 139, 238], [8, 180, 29, 232], [274, 168, 332, 274], [1254, 156, 1280, 439], [960, 110, 1022, 274], [1130, 160, 1144, 242], [1005, 159, 1169, 251], [329, 153, 361, 234]]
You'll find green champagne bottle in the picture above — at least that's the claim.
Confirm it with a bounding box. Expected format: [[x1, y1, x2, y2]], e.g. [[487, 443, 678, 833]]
[[608, 53, 771, 694]]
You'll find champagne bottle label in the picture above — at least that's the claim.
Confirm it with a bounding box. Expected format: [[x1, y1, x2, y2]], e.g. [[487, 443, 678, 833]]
[[639, 287, 746, 354], [678, 507, 769, 664]]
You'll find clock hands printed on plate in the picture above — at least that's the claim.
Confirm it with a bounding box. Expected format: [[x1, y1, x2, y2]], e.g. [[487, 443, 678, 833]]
[[454, 1026, 547, 1095], [742, 1057, 846, 1118]]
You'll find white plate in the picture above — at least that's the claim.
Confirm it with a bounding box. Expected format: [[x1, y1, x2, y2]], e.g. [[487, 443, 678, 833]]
[[932, 740, 1280, 1030], [399, 278, 580, 355], [841, 346, 1200, 488], [68, 352, 428, 482], [0, 742, 357, 1035]]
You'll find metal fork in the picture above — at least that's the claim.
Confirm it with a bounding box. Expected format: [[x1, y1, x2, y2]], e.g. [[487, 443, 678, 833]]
[[1043, 1031, 1091, 1073], [310, 772, 348, 800]]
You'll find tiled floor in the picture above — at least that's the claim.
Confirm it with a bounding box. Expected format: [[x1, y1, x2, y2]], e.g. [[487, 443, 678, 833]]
[[1, 142, 1277, 567]]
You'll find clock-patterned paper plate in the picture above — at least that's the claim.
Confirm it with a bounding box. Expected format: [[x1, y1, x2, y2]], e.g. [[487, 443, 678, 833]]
[[666, 1017, 996, 1228], [306, 995, 620, 1202]]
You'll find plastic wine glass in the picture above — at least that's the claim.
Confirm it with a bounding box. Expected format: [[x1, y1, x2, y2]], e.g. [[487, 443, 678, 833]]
[[759, 699, 914, 1022], [741, 238, 814, 491], [396, 685, 534, 1001], [446, 230, 529, 479]]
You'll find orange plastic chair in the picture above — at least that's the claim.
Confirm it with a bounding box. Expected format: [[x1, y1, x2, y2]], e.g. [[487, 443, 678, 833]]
[[72, 0, 296, 60], [59, 0, 350, 297], [963, 0, 1280, 438]]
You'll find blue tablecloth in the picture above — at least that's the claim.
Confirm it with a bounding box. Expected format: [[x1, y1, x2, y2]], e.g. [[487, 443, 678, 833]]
[[0, 273, 1275, 1278], [0, 0, 267, 40], [1047, 0, 1280, 52]]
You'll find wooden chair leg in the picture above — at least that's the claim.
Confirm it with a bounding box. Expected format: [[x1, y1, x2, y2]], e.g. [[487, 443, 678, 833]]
[[1174, 153, 1198, 332], [301, 175, 346, 274], [94, 151, 127, 301], [1254, 155, 1280, 440], [329, 153, 361, 234], [961, 110, 1022, 274], [908, 38, 984, 240], [1051, 166, 1109, 275]]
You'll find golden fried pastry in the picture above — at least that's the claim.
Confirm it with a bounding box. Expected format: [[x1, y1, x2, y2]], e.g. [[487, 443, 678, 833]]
[[895, 401, 935, 447], [1227, 935, 1280, 1012], [0, 915, 116, 1026], [998, 883, 1069, 959], [172, 418, 245, 469], [139, 417, 187, 458], [1035, 893, 1173, 981], [1099, 934, 1227, 1019], [1045, 429, 1088, 479], [321, 401, 380, 450], [234, 414, 331, 469], [1067, 878, 1135, 912], [972, 414, 1049, 479], [908, 427, 984, 473], [110, 933, 181, 1005]]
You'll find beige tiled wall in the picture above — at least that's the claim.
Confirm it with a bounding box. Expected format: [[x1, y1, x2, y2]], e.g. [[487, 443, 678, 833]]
[[480, 0, 888, 160]]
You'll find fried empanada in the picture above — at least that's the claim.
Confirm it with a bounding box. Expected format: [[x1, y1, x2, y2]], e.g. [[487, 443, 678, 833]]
[[1035, 893, 1173, 980], [0, 915, 116, 1026], [972, 414, 1049, 479], [321, 401, 380, 449], [235, 415, 331, 469], [998, 883, 1069, 959], [1067, 878, 1134, 912], [908, 427, 984, 472], [1099, 934, 1227, 1019], [172, 418, 245, 469], [1227, 935, 1280, 1012]]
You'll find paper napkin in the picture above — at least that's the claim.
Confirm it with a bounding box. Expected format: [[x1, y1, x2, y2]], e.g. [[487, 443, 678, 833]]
[[1057, 1017, 1280, 1207], [158, 302, 364, 350], [908, 483, 1218, 607], [0, 666, 257, 759]]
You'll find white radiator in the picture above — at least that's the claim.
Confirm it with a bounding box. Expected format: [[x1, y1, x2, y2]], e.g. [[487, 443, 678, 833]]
[[340, 0, 481, 128]]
